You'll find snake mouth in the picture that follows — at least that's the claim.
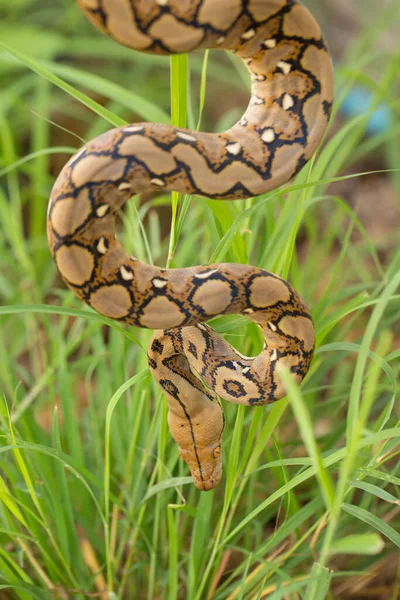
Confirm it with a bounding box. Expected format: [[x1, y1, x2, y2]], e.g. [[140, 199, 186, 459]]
[[179, 443, 223, 491], [192, 459, 223, 492], [196, 477, 220, 492]]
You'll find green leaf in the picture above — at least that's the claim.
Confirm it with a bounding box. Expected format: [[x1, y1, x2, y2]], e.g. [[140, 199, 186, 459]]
[[331, 533, 385, 555], [304, 563, 333, 600], [0, 41, 126, 126], [277, 367, 336, 512], [342, 503, 400, 549], [140, 477, 193, 504], [222, 427, 400, 546], [349, 479, 400, 505]]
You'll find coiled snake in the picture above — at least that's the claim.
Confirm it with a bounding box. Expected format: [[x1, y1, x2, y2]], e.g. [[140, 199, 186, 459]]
[[47, 0, 334, 490]]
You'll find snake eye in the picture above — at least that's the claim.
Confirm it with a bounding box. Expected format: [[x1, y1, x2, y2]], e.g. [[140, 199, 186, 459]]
[[213, 447, 221, 458]]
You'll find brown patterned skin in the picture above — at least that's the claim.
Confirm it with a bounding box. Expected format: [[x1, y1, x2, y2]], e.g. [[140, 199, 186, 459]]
[[47, 0, 334, 491]]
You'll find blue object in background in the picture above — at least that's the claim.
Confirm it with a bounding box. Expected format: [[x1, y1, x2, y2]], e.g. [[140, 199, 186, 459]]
[[339, 86, 392, 135]]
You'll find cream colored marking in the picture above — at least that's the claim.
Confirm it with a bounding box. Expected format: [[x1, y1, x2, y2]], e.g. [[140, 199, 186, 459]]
[[68, 146, 86, 166], [264, 39, 277, 48], [235, 348, 254, 360], [118, 182, 131, 191], [242, 367, 250, 374], [197, 324, 207, 331], [232, 361, 240, 370], [270, 349, 278, 361], [268, 322, 277, 332], [47, 196, 53, 218], [132, 262, 160, 295], [96, 204, 110, 218], [241, 28, 256, 40], [90, 285, 132, 319], [100, 245, 130, 278], [262, 129, 276, 143], [283, 93, 295, 110], [177, 132, 197, 142], [216, 36, 225, 44], [124, 125, 144, 133], [120, 265, 134, 281], [56, 245, 94, 286], [97, 237, 108, 254], [96, 204, 110, 217], [153, 278, 168, 288], [252, 97, 263, 105], [243, 308, 254, 314], [195, 269, 219, 280], [150, 178, 166, 187], [278, 61, 292, 75], [156, 0, 168, 5], [226, 142, 242, 155]]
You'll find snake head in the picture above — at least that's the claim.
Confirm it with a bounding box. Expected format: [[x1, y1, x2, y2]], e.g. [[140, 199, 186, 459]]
[[180, 443, 222, 492]]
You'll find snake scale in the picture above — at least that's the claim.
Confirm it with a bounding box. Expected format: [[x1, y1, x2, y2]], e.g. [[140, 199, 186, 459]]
[[47, 0, 334, 491]]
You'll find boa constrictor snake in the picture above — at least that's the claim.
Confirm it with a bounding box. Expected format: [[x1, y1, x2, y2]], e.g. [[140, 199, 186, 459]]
[[47, 0, 334, 491]]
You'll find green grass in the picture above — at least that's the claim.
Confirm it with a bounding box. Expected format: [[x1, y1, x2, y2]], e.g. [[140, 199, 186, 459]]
[[0, 1, 399, 599]]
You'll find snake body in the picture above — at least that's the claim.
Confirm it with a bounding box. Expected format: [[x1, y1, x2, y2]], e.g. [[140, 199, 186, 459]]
[[47, 0, 334, 490]]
